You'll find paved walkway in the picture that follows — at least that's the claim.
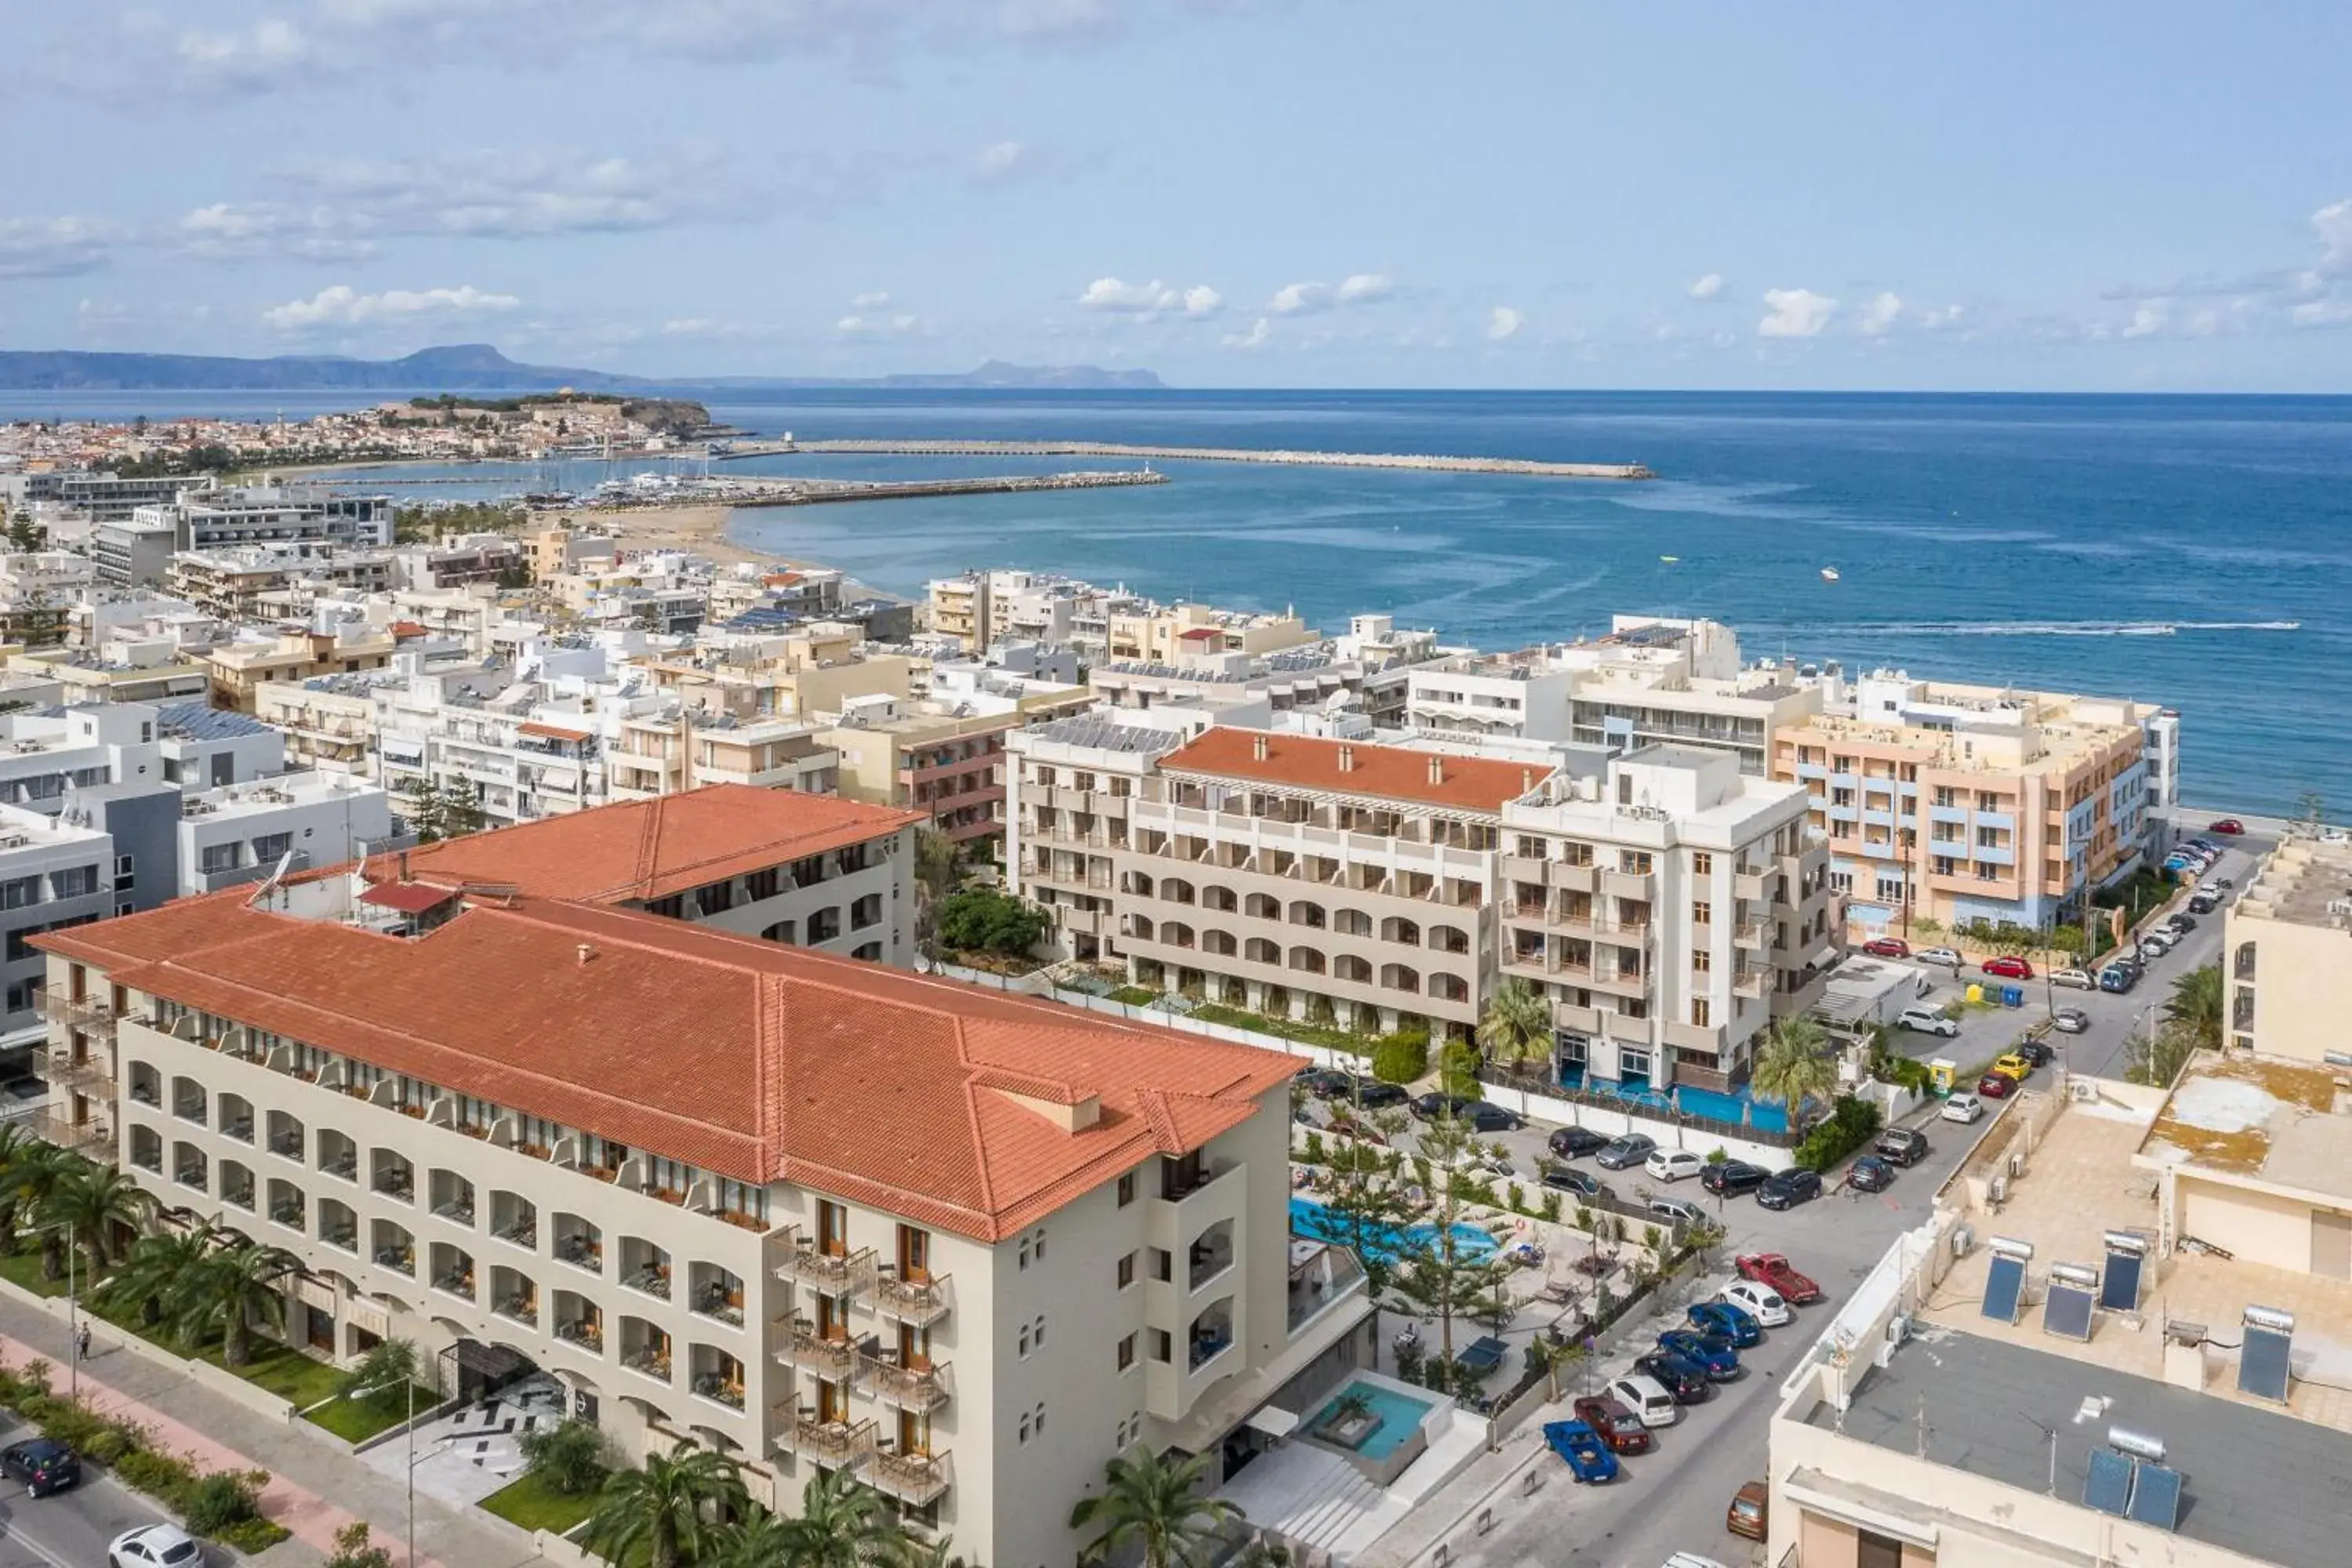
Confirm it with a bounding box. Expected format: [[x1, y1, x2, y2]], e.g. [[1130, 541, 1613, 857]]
[[0, 1294, 543, 1568]]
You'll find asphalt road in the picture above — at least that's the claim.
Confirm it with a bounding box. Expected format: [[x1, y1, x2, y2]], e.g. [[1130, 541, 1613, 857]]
[[0, 1414, 189, 1568]]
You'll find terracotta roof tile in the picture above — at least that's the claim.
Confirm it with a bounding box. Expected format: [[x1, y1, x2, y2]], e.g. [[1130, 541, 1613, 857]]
[[37, 886, 1294, 1243], [385, 784, 926, 904], [1159, 728, 1548, 814]]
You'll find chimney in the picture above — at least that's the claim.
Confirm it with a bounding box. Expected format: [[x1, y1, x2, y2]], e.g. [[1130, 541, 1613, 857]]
[[1251, 733, 1269, 762], [1338, 744, 1355, 773], [576, 943, 597, 966], [1428, 755, 1446, 786], [397, 849, 410, 884]]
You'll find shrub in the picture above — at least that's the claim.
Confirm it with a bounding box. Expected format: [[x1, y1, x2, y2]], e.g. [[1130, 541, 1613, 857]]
[[114, 1446, 199, 1501], [1504, 1182, 1524, 1214], [935, 888, 1048, 957], [1793, 1095, 1885, 1172], [1371, 1028, 1430, 1084], [1300, 1131, 1326, 1164], [1539, 1191, 1562, 1223], [216, 1517, 292, 1555], [519, 1417, 609, 1496], [326, 1520, 397, 1568], [181, 1468, 266, 1534], [1437, 1039, 1483, 1097], [1705, 1146, 1729, 1164]]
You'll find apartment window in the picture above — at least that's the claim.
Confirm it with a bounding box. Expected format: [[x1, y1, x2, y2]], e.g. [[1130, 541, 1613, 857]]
[[0, 876, 42, 909], [1018, 1323, 1033, 1357], [1018, 1410, 1033, 1444], [1933, 786, 1956, 808], [198, 844, 240, 875], [1033, 1402, 1047, 1436], [815, 1199, 847, 1256], [1691, 998, 1711, 1028], [1876, 878, 1904, 906], [1114, 1334, 1137, 1378], [1692, 949, 1712, 974], [1116, 1171, 1136, 1207], [1018, 1235, 1032, 1269], [1514, 836, 1548, 859], [114, 855, 135, 877], [1032, 1228, 1047, 1261], [1149, 1247, 1172, 1283], [1032, 1314, 1047, 1348], [1856, 1531, 1904, 1568], [49, 866, 97, 898], [745, 868, 780, 902], [1116, 1251, 1136, 1290], [1690, 900, 1712, 927], [1690, 851, 1712, 876]]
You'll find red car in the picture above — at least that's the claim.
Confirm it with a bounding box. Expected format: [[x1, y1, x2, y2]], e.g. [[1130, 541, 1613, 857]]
[[2207, 818, 2245, 835], [1734, 1251, 1822, 1305], [1977, 1072, 2016, 1098], [1862, 937, 1911, 959], [1980, 955, 2034, 980], [1570, 1394, 1654, 1455]]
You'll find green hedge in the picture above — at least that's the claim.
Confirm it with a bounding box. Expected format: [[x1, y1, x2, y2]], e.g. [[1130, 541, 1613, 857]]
[[1793, 1095, 1885, 1173], [1370, 1026, 1431, 1084]]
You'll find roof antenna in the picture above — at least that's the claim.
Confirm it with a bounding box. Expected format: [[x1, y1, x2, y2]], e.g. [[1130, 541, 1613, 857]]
[[2023, 1416, 2058, 1495]]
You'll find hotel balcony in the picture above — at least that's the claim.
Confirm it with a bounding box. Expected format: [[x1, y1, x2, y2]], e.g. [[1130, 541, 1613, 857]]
[[773, 1228, 877, 1296], [40, 1049, 115, 1095], [37, 993, 120, 1038], [860, 1352, 951, 1414], [869, 1447, 952, 1508], [875, 1269, 953, 1328], [781, 1322, 862, 1380], [771, 1410, 873, 1470], [31, 1115, 114, 1157]]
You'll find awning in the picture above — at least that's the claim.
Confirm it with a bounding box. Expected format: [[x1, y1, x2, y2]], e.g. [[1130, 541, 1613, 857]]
[[1242, 1405, 1299, 1439], [518, 721, 593, 742]]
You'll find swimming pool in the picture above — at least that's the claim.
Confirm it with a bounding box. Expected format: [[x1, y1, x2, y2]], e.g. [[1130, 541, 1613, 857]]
[[1310, 1379, 1436, 1461], [1289, 1197, 1501, 1265]]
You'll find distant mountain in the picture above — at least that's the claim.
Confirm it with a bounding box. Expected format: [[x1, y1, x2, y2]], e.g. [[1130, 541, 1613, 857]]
[[0, 343, 1164, 393]]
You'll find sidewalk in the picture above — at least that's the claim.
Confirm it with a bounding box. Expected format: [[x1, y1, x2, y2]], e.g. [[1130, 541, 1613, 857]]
[[0, 1292, 543, 1568]]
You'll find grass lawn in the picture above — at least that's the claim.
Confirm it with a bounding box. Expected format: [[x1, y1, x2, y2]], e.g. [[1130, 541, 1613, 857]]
[[303, 1382, 438, 1443], [1189, 1003, 1367, 1054], [480, 1470, 601, 1535], [0, 1246, 69, 1299], [195, 1337, 347, 1406]]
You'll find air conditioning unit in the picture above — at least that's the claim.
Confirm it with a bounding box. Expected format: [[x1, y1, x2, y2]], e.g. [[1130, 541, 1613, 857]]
[[2071, 1079, 2099, 1102], [1952, 1224, 1975, 1258]]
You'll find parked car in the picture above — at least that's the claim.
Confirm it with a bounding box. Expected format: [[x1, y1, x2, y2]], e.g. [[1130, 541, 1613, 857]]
[[2015, 1039, 2056, 1067], [1571, 1393, 1655, 1454], [1756, 1168, 1824, 1210], [1734, 1251, 1821, 1303], [2165, 913, 2198, 935], [1941, 1091, 1985, 1123], [1648, 1196, 1705, 1226], [1632, 1349, 1713, 1403], [1410, 1094, 1519, 1131], [1895, 1005, 1958, 1038], [1604, 1374, 1680, 1428], [2212, 876, 2236, 891], [1727, 1481, 1770, 1542], [1595, 1133, 1658, 1170], [2208, 818, 2246, 834], [1656, 1329, 1740, 1380], [2139, 927, 2180, 955], [1991, 1052, 2034, 1081], [1861, 936, 1911, 958], [1701, 1158, 1771, 1196], [2051, 1007, 2089, 1034], [1980, 955, 2034, 980], [1543, 1418, 1621, 1483], [1354, 1081, 1410, 1109], [1300, 1067, 1359, 1099], [1875, 1126, 1929, 1166], [1916, 946, 1965, 967], [1719, 1279, 1791, 1325], [1547, 1125, 1611, 1161], [109, 1525, 203, 1568], [1646, 1149, 1704, 1183], [2098, 965, 2140, 994], [1541, 1166, 1609, 1200], [1, 1437, 81, 1497], [2051, 966, 2096, 990], [1686, 1300, 1762, 1347], [2187, 893, 2220, 915], [1977, 1072, 2016, 1098], [1847, 1154, 1896, 1192]]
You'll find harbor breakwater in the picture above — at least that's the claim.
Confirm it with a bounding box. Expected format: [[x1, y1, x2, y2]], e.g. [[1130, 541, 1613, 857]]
[[715, 437, 1653, 481]]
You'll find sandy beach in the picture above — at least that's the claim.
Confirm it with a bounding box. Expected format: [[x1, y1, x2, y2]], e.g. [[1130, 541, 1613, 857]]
[[581, 502, 909, 605]]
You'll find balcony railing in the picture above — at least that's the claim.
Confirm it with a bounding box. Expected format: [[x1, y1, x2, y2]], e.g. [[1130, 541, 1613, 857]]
[[495, 1294, 539, 1329], [555, 1233, 604, 1272], [869, 1448, 951, 1508], [783, 1323, 862, 1379], [875, 1270, 952, 1327], [37, 993, 119, 1036], [556, 1319, 604, 1353], [775, 1230, 877, 1296], [691, 1372, 746, 1410], [41, 1051, 115, 1094], [31, 1116, 113, 1156], [623, 1347, 673, 1382], [374, 1245, 416, 1275], [773, 1411, 873, 1470], [860, 1354, 950, 1414]]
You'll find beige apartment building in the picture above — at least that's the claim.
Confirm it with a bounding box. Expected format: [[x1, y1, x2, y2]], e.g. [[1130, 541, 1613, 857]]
[[36, 812, 1367, 1568], [643, 626, 914, 724], [1105, 602, 1316, 664], [205, 627, 399, 713], [1773, 674, 2160, 936], [1497, 746, 1833, 1098], [2222, 837, 2352, 1063], [821, 691, 1093, 851], [1109, 728, 1549, 1037], [1005, 712, 1207, 964]]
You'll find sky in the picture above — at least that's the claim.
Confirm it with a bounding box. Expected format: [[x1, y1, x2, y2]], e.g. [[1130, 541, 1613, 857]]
[[2, 1, 2349, 391]]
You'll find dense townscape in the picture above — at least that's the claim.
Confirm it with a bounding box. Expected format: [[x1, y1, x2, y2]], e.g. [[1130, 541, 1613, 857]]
[[0, 431, 2338, 1568]]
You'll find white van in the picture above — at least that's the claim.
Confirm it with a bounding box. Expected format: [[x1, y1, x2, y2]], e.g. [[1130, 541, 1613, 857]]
[[1605, 1373, 1680, 1428]]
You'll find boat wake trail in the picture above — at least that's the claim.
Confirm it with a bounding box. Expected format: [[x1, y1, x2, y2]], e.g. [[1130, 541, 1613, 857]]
[[1788, 619, 2302, 639]]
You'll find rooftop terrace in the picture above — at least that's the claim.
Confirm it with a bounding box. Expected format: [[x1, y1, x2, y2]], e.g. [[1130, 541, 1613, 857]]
[[2235, 840, 2352, 931]]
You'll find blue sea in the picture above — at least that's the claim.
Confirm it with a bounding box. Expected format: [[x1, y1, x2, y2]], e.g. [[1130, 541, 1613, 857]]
[[9, 387, 2349, 815]]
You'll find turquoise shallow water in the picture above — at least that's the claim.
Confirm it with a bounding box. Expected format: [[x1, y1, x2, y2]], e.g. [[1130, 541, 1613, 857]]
[[1312, 1379, 1436, 1461], [10, 387, 2347, 814]]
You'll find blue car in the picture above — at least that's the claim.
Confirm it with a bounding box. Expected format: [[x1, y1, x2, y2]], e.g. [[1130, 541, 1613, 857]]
[[1655, 1328, 1741, 1381], [1686, 1300, 1762, 1348], [1541, 1419, 1620, 1483]]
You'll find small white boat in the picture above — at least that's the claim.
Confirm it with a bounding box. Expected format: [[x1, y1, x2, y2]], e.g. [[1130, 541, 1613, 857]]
[[1820, 566, 1841, 582], [1660, 554, 1679, 563]]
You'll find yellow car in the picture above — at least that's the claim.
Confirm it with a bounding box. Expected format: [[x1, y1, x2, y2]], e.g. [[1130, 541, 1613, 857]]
[[1991, 1053, 2034, 1082]]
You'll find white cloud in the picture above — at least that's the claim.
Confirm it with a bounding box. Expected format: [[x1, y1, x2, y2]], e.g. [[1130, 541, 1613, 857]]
[[1337, 272, 1393, 303], [1858, 291, 1903, 336], [1077, 277, 1220, 316], [2315, 198, 2352, 271], [1758, 287, 1838, 338], [1486, 305, 1524, 341], [1686, 271, 1724, 301], [834, 312, 924, 336], [0, 216, 117, 279], [851, 291, 892, 309], [1268, 274, 1396, 315], [1222, 317, 1270, 350], [2122, 303, 2166, 339], [263, 284, 521, 332]]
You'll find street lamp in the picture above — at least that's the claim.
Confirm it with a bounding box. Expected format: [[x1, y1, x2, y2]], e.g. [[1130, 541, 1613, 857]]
[[34, 1221, 78, 1399], [354, 1367, 418, 1568]]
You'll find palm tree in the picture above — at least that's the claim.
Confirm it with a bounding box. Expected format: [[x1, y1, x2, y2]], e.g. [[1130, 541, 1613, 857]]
[[704, 1508, 794, 1568], [96, 1221, 220, 1332], [6, 1143, 77, 1281], [773, 1467, 906, 1568], [172, 1240, 301, 1365], [586, 1442, 748, 1568], [898, 1535, 971, 1568], [1475, 978, 1552, 1111], [2165, 964, 2223, 1054], [38, 1163, 151, 1276], [911, 827, 962, 960], [1748, 1016, 1838, 1127], [0, 1123, 34, 1239], [1071, 1446, 1240, 1568]]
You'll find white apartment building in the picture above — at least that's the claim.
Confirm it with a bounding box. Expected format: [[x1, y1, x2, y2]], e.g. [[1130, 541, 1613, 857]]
[[0, 803, 119, 1053], [36, 802, 1363, 1568], [167, 544, 396, 619], [178, 771, 398, 895], [1112, 729, 1555, 1036], [99, 485, 393, 589], [1497, 746, 1835, 1099], [1550, 616, 1826, 773], [0, 702, 286, 811], [1405, 652, 1574, 742]]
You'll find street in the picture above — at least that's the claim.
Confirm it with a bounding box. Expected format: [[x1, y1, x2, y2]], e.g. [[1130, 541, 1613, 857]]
[[0, 1414, 187, 1568]]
